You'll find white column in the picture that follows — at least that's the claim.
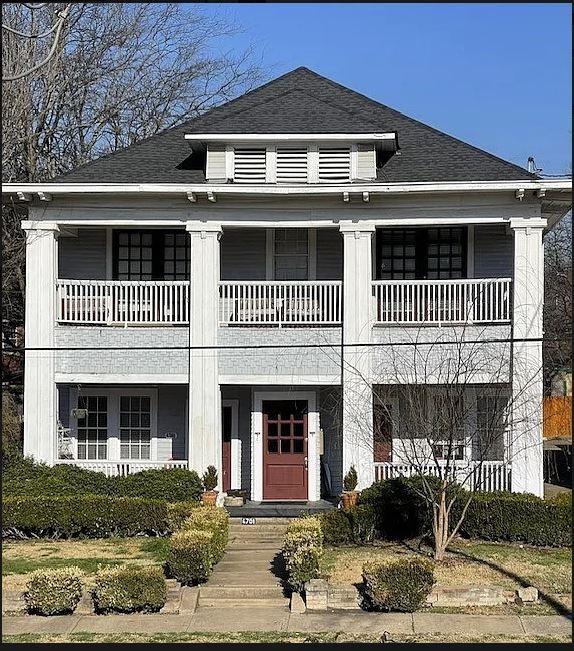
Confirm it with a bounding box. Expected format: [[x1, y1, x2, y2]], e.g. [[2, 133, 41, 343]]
[[340, 222, 376, 490], [21, 220, 59, 464], [186, 221, 222, 486], [509, 217, 546, 496]]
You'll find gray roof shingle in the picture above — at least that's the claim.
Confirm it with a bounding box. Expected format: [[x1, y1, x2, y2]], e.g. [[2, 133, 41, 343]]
[[52, 67, 534, 184]]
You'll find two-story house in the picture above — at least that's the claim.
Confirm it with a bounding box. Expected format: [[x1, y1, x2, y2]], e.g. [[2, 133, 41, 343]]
[[3, 67, 571, 500]]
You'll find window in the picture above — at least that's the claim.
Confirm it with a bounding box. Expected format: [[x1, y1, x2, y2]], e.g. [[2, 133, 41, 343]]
[[274, 228, 309, 280], [431, 393, 466, 460], [432, 441, 466, 461], [373, 401, 393, 462], [476, 394, 507, 461], [376, 227, 467, 280], [120, 395, 151, 460], [114, 231, 189, 280], [77, 396, 108, 460], [318, 147, 351, 181]]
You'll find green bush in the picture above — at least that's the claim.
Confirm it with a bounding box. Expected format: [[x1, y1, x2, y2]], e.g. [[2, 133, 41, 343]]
[[115, 468, 202, 502], [318, 510, 353, 545], [282, 517, 323, 592], [202, 465, 218, 491], [166, 529, 215, 584], [25, 567, 83, 615], [2, 460, 202, 503], [548, 492, 572, 508], [363, 558, 435, 612], [166, 501, 201, 532], [2, 393, 22, 471], [343, 465, 358, 492], [2, 495, 170, 539], [179, 506, 229, 562], [92, 565, 166, 614], [457, 492, 572, 547], [347, 504, 376, 543]]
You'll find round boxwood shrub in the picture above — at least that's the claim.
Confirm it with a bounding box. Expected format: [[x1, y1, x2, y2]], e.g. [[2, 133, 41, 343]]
[[347, 504, 376, 543], [92, 565, 166, 614], [25, 567, 84, 616], [363, 558, 435, 612], [318, 509, 353, 545]]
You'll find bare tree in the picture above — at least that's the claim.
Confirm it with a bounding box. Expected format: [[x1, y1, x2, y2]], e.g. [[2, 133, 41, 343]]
[[2, 2, 264, 324], [339, 306, 542, 561]]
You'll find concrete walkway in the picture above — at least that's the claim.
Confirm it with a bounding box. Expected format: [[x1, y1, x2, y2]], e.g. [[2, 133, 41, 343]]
[[3, 611, 571, 637]]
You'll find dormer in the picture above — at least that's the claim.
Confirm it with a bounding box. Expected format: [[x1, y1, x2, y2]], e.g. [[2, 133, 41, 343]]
[[184, 133, 398, 184]]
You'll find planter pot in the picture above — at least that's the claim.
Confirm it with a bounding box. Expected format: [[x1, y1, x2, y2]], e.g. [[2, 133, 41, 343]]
[[224, 495, 244, 507], [341, 491, 358, 510], [201, 490, 218, 506]]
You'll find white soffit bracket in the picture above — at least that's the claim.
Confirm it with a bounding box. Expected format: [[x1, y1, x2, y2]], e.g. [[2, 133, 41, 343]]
[[342, 192, 350, 202], [187, 191, 197, 203], [17, 192, 31, 201], [515, 189, 525, 201], [207, 191, 216, 203], [37, 191, 52, 201], [362, 191, 370, 202]]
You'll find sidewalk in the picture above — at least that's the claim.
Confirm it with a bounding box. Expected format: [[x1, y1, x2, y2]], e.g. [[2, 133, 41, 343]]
[[2, 610, 572, 638]]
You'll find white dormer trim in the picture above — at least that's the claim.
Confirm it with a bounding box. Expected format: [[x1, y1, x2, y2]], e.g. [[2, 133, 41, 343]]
[[185, 132, 396, 143]]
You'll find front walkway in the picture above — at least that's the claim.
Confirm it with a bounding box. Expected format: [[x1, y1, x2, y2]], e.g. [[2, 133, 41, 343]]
[[2, 610, 571, 638]]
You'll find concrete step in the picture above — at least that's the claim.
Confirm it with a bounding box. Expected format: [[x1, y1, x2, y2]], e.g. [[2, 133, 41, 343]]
[[208, 571, 283, 587], [229, 529, 288, 538], [229, 517, 294, 525], [198, 597, 289, 609], [226, 541, 283, 551], [200, 585, 285, 600], [216, 560, 276, 573], [222, 549, 281, 561]]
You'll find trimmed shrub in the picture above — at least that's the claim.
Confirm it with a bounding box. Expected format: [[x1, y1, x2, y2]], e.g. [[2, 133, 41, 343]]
[[343, 465, 358, 492], [363, 558, 435, 612], [348, 504, 376, 544], [457, 492, 572, 547], [92, 565, 166, 614], [115, 468, 202, 502], [179, 506, 229, 562], [166, 501, 202, 532], [2, 495, 169, 539], [166, 529, 215, 584], [25, 567, 83, 616], [548, 492, 572, 508], [282, 517, 323, 592], [318, 510, 353, 545], [2, 393, 22, 471]]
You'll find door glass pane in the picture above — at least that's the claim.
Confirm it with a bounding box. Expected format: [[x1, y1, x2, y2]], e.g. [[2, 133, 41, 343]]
[[77, 395, 107, 460], [268, 439, 278, 453], [281, 439, 291, 453], [293, 439, 304, 453], [119, 394, 152, 460]]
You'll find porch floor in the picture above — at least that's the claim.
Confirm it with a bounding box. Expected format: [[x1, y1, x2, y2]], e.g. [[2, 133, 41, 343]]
[[225, 499, 336, 518]]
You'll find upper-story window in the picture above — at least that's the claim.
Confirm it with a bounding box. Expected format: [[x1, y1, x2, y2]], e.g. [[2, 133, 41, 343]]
[[114, 230, 190, 281]]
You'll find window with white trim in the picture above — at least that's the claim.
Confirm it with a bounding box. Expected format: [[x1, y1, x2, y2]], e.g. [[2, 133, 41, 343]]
[[476, 394, 507, 461], [120, 395, 151, 460], [274, 228, 309, 280], [431, 393, 466, 460], [77, 395, 108, 460]]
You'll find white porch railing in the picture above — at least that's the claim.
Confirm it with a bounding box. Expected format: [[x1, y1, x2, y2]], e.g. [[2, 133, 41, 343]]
[[56, 280, 190, 325], [373, 460, 511, 492], [56, 459, 189, 477], [372, 278, 512, 325], [218, 281, 343, 325]]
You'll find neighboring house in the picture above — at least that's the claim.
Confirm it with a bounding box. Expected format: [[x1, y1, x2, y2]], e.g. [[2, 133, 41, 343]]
[[2, 67, 572, 500]]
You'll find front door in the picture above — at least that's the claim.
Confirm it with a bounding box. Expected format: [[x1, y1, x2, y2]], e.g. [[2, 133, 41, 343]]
[[263, 400, 308, 500], [222, 404, 232, 492]]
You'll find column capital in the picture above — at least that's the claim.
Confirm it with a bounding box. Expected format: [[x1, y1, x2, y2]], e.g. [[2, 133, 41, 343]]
[[21, 220, 60, 233], [185, 221, 223, 234], [339, 221, 376, 234], [509, 217, 547, 231]]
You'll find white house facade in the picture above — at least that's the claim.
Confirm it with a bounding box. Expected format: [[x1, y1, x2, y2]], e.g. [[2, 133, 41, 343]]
[[3, 68, 571, 500]]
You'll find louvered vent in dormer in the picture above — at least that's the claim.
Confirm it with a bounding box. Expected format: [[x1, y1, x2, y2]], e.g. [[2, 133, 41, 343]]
[[276, 148, 308, 183], [233, 148, 266, 183], [318, 147, 351, 181]]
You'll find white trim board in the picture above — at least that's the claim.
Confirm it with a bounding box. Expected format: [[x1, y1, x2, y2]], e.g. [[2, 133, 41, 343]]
[[56, 374, 189, 384], [251, 389, 320, 502], [223, 399, 241, 491]]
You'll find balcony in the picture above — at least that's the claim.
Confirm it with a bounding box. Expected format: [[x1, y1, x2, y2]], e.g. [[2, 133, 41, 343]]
[[372, 278, 512, 325]]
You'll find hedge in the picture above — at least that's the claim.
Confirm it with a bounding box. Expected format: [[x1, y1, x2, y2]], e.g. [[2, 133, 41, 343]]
[[166, 529, 215, 584], [2, 495, 200, 539], [2, 460, 202, 503], [179, 505, 229, 562], [25, 567, 83, 616], [363, 558, 435, 612], [318, 506, 376, 545], [282, 517, 323, 592], [92, 565, 166, 614]]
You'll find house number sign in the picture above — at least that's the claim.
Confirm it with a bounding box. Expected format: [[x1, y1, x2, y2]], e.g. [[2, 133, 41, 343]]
[[241, 517, 256, 525]]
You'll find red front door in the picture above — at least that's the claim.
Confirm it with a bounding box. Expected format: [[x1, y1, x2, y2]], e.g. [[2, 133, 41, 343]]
[[263, 400, 308, 500], [222, 404, 232, 492]]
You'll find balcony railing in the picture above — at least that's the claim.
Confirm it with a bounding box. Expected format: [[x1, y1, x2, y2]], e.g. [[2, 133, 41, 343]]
[[56, 459, 188, 477], [218, 281, 343, 326], [372, 278, 512, 325], [374, 460, 511, 492], [56, 280, 190, 325]]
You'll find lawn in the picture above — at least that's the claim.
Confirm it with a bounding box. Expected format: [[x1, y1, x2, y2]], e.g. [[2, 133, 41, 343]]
[[320, 539, 573, 596], [2, 537, 169, 592]]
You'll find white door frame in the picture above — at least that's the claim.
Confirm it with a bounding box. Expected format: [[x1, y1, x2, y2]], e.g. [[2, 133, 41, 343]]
[[251, 389, 319, 502], [222, 399, 241, 490]]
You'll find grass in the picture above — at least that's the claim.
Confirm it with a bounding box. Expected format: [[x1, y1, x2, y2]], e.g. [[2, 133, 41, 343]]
[[2, 632, 571, 644], [2, 537, 168, 592], [321, 539, 573, 595]]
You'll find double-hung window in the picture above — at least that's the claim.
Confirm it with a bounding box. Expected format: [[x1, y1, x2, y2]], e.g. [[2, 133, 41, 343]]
[[120, 395, 151, 460], [274, 229, 309, 280], [431, 393, 466, 461], [76, 396, 108, 460]]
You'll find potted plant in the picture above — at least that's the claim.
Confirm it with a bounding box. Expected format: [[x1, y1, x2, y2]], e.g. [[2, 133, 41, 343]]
[[201, 465, 219, 505], [341, 465, 359, 509], [224, 489, 246, 507]]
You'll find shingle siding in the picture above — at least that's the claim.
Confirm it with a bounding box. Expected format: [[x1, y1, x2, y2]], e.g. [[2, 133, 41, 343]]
[[58, 229, 107, 279], [221, 228, 267, 280], [474, 225, 514, 278]]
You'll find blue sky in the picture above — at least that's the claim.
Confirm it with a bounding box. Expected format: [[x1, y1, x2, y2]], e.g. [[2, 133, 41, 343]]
[[207, 3, 571, 175]]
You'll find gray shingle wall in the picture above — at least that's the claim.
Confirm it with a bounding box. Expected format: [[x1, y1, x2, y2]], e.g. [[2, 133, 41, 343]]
[[221, 228, 267, 280], [59, 229, 107, 279], [54, 326, 189, 375], [474, 225, 514, 278], [218, 327, 342, 379]]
